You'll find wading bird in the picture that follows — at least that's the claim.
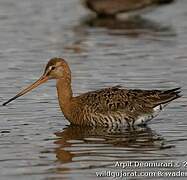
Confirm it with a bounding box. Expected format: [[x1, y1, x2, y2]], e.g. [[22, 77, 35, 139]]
[[84, 0, 175, 17], [3, 58, 181, 127]]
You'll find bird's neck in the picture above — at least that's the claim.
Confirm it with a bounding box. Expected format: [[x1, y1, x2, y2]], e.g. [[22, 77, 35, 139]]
[[56, 77, 73, 114]]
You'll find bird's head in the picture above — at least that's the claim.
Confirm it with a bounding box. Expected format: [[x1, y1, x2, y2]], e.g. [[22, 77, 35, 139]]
[[3, 57, 69, 106]]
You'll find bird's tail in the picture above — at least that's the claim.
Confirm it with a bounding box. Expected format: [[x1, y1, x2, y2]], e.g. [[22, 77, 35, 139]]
[[153, 87, 181, 108]]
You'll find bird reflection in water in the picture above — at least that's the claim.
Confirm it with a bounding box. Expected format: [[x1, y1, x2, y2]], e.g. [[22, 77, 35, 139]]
[[82, 15, 175, 37], [53, 125, 173, 166], [65, 7, 176, 53], [65, 15, 175, 53]]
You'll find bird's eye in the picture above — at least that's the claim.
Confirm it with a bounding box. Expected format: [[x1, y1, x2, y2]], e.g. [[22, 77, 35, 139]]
[[51, 66, 55, 70]]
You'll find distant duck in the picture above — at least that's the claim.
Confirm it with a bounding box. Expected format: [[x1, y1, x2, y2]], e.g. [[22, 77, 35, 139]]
[[3, 58, 181, 127], [83, 0, 175, 17]]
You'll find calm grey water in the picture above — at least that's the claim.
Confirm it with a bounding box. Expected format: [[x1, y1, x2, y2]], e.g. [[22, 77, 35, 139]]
[[0, 0, 187, 179]]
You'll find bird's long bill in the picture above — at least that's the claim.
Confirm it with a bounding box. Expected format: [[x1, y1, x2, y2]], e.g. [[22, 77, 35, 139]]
[[2, 76, 49, 106]]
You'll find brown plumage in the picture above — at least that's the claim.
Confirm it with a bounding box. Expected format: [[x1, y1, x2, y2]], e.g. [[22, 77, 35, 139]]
[[3, 58, 181, 127], [84, 0, 175, 17]]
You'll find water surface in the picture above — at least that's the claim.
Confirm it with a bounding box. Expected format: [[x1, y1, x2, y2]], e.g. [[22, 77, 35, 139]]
[[0, 0, 187, 179]]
